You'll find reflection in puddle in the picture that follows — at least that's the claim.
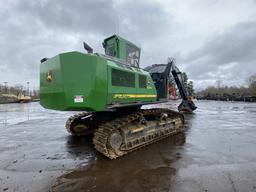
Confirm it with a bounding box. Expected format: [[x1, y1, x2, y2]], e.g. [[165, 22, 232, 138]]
[[0, 102, 73, 127], [52, 133, 186, 192], [0, 103, 30, 126]]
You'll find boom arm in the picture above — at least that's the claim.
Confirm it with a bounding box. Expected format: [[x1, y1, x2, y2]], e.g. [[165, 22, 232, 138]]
[[166, 58, 187, 100], [168, 58, 197, 112], [145, 58, 197, 112]]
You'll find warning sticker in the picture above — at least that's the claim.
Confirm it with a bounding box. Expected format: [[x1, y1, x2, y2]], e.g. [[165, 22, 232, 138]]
[[74, 95, 84, 103]]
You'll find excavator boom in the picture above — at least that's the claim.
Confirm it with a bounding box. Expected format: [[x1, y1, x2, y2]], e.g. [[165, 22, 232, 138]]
[[145, 58, 197, 112]]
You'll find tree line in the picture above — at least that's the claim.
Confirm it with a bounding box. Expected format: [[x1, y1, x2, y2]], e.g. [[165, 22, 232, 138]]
[[195, 74, 256, 102], [0, 84, 39, 98]]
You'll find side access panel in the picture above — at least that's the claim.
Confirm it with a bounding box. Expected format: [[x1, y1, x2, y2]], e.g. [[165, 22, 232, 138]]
[[40, 52, 108, 111], [106, 61, 157, 106]]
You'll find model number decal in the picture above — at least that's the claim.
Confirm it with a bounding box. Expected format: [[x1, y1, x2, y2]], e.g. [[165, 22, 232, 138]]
[[74, 95, 84, 103], [113, 94, 156, 99]]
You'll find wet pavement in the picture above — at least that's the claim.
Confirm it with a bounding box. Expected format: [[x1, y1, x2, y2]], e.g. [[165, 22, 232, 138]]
[[0, 101, 256, 192]]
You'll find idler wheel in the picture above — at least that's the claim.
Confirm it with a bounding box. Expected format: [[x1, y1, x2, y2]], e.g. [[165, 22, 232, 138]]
[[71, 123, 88, 136], [108, 131, 123, 151]]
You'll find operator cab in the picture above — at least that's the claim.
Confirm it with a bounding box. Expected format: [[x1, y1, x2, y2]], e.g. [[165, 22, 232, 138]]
[[103, 35, 141, 67]]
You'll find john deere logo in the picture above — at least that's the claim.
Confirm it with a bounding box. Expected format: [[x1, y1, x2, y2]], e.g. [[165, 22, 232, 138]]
[[46, 71, 52, 82]]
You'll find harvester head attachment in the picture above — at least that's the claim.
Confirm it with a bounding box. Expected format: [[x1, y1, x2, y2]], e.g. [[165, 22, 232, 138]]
[[178, 99, 197, 113]]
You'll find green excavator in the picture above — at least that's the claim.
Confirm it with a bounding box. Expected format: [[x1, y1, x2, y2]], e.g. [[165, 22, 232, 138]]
[[40, 35, 196, 159]]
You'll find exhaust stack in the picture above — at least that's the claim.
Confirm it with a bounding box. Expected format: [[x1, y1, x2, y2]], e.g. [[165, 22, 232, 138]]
[[83, 42, 93, 53]]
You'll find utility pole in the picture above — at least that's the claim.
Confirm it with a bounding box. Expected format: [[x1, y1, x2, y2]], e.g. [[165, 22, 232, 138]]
[[27, 82, 30, 96], [4, 82, 7, 94], [216, 80, 222, 100]]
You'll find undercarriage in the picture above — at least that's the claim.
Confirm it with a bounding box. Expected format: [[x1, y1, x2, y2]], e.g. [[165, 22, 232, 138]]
[[65, 108, 184, 159]]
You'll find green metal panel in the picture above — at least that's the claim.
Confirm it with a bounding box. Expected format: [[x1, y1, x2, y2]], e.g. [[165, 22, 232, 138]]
[[106, 60, 157, 105], [40, 52, 108, 111], [40, 51, 157, 112], [40, 55, 65, 110]]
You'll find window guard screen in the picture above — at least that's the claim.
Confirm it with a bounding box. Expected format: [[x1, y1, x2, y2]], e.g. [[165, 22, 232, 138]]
[[112, 68, 135, 87], [139, 75, 147, 88]]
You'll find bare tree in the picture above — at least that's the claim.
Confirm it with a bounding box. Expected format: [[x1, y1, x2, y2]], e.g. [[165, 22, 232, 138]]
[[248, 74, 256, 96]]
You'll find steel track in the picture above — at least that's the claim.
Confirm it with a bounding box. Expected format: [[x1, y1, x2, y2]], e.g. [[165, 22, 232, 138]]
[[93, 108, 184, 159]]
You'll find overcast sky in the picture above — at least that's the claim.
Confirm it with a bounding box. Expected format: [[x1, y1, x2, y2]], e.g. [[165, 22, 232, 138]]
[[1, 0, 256, 90]]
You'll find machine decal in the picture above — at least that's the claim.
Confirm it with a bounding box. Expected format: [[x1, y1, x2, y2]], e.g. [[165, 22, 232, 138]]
[[46, 70, 52, 82], [113, 94, 156, 99], [130, 127, 144, 133], [74, 95, 84, 103]]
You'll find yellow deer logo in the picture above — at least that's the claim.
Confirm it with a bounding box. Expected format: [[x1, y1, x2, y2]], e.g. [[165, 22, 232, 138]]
[[46, 71, 52, 82]]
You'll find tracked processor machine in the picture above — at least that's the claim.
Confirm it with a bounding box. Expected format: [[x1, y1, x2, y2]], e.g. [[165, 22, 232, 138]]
[[40, 35, 196, 159]]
